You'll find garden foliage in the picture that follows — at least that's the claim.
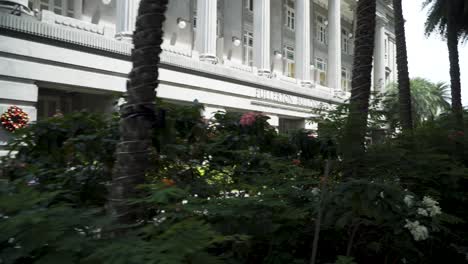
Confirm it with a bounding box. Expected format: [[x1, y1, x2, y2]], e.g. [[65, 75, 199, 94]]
[[0, 102, 467, 263]]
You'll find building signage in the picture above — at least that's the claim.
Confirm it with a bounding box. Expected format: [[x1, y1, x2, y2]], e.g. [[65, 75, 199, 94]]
[[255, 89, 322, 109]]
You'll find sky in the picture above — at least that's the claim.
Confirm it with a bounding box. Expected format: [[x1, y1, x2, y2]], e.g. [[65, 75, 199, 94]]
[[404, 0, 468, 105]]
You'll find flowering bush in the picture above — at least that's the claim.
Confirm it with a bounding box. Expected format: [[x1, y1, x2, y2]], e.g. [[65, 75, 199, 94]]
[[404, 220, 429, 241], [0, 102, 467, 264], [239, 111, 261, 126]]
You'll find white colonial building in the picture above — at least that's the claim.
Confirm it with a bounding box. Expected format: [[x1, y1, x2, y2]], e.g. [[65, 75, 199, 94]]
[[0, 0, 397, 154]]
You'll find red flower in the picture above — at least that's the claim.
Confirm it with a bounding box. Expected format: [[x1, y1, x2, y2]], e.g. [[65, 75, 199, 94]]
[[292, 159, 301, 166], [162, 178, 176, 187], [240, 112, 262, 126]]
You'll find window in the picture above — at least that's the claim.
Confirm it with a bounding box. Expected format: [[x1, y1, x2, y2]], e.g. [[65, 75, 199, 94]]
[[193, 13, 197, 29], [316, 57, 327, 86], [341, 67, 351, 92], [37, 94, 72, 120], [246, 0, 253, 12], [279, 119, 304, 134], [284, 46, 295, 78], [243, 31, 254, 66], [342, 29, 351, 54], [384, 38, 389, 64], [193, 12, 221, 36], [316, 15, 327, 44], [286, 6, 295, 31], [33, 0, 76, 18], [38, 95, 60, 120]]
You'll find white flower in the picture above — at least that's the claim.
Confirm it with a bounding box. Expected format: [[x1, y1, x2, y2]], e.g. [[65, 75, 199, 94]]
[[421, 196, 442, 217], [27, 179, 38, 186], [194, 194, 198, 198], [231, 190, 240, 197], [417, 208, 429, 216], [117, 97, 126, 107], [182, 200, 188, 205], [404, 195, 414, 207], [257, 192, 262, 196], [428, 205, 442, 217], [422, 196, 438, 208], [311, 188, 320, 197], [244, 194, 250, 198], [380, 191, 385, 199], [404, 220, 429, 241], [74, 228, 86, 236], [207, 197, 211, 201], [153, 216, 166, 226], [160, 210, 165, 214]]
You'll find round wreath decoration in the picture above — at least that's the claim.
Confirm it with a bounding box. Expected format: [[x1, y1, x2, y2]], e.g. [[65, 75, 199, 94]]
[[1, 106, 30, 132]]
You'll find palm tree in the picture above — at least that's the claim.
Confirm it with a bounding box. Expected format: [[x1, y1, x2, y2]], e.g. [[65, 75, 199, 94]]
[[393, 0, 413, 133], [424, 0, 468, 131], [342, 0, 377, 177], [384, 78, 450, 128], [110, 0, 169, 224]]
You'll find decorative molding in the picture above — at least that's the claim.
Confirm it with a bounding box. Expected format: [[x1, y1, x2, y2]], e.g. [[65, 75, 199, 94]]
[[160, 51, 341, 104], [41, 10, 115, 38], [0, 13, 131, 55], [161, 44, 192, 57]]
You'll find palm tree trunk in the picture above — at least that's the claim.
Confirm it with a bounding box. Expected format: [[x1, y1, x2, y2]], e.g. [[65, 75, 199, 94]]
[[110, 0, 168, 224], [446, 12, 464, 132], [342, 0, 377, 177], [393, 0, 413, 133]]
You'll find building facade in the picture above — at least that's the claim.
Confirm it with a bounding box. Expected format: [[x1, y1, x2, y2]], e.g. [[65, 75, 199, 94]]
[[0, 0, 397, 155]]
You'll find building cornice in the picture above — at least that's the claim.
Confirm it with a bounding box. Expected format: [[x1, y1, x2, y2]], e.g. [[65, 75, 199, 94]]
[[0, 12, 131, 55], [0, 12, 345, 105]]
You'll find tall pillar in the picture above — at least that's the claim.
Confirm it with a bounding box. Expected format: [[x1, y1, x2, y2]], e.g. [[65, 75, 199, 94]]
[[254, 0, 271, 76], [223, 0, 243, 64], [295, 0, 312, 86], [115, 0, 140, 41], [374, 15, 387, 93], [196, 0, 218, 62], [327, 0, 341, 89]]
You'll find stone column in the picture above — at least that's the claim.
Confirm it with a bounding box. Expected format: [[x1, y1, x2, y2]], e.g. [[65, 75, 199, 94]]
[[73, 0, 83, 19], [223, 0, 243, 64], [196, 0, 218, 62], [327, 0, 341, 89], [295, 0, 312, 86], [374, 15, 387, 93], [115, 0, 140, 41], [253, 0, 271, 76]]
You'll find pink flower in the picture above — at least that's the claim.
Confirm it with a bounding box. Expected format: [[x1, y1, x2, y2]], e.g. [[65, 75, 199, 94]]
[[240, 112, 261, 127], [292, 159, 301, 166]]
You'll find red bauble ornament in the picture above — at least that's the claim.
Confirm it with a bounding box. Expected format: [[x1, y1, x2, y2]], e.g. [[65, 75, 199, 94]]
[[0, 106, 29, 132]]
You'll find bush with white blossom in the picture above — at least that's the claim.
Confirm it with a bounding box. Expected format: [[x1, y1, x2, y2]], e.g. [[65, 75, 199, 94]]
[[402, 194, 442, 241]]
